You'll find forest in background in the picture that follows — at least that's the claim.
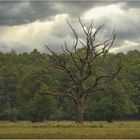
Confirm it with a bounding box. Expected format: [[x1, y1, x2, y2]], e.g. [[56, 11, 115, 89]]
[[0, 48, 140, 122]]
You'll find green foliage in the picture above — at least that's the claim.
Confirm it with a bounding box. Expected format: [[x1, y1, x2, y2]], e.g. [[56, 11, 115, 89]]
[[21, 95, 56, 122], [0, 49, 140, 121], [85, 81, 138, 122]]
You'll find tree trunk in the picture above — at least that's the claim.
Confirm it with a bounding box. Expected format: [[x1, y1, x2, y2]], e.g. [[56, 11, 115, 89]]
[[76, 98, 84, 124]]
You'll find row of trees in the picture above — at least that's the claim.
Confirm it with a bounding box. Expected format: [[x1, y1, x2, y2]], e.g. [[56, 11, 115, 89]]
[[0, 49, 139, 122], [0, 20, 140, 123]]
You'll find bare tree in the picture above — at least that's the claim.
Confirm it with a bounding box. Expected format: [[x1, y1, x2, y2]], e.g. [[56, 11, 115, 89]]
[[41, 18, 122, 124]]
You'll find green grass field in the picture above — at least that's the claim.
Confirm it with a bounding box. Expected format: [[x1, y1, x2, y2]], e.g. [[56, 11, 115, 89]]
[[0, 121, 140, 139]]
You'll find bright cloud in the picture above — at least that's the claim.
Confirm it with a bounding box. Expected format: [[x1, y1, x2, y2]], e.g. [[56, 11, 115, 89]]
[[0, 14, 70, 52], [0, 2, 139, 53], [83, 4, 124, 19], [110, 40, 139, 53]]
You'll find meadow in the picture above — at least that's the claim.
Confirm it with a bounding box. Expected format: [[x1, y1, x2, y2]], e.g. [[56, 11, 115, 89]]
[[0, 121, 140, 139]]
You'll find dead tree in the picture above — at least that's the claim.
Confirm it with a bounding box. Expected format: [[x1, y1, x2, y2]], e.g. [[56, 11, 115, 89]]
[[41, 18, 122, 124]]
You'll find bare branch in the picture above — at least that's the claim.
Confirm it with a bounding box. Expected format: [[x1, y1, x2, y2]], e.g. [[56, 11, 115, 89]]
[[79, 17, 88, 36], [85, 63, 122, 93], [44, 19, 122, 120], [46, 45, 79, 84], [67, 20, 83, 63], [63, 41, 81, 72]]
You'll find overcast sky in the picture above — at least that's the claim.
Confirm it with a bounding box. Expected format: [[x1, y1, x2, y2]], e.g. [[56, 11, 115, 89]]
[[0, 1, 140, 53]]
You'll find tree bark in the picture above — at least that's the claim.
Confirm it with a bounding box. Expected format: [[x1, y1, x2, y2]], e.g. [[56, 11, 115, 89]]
[[76, 98, 84, 124]]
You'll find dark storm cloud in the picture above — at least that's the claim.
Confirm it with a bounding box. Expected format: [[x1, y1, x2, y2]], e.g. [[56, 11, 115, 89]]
[[33, 1, 140, 52], [0, 1, 116, 26], [95, 15, 140, 42], [0, 1, 139, 26], [0, 1, 139, 53], [0, 1, 60, 25]]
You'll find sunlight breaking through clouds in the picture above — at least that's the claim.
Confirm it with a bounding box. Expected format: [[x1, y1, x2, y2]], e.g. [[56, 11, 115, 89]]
[[0, 14, 69, 53], [0, 1, 139, 53]]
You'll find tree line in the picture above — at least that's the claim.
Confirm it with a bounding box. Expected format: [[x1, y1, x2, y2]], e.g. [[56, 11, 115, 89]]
[[0, 49, 140, 122]]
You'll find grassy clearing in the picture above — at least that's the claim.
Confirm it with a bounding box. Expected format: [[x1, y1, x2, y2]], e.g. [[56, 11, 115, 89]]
[[0, 121, 140, 139]]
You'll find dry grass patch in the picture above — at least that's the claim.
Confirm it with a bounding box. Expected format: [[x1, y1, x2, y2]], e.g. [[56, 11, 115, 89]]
[[0, 121, 140, 139]]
